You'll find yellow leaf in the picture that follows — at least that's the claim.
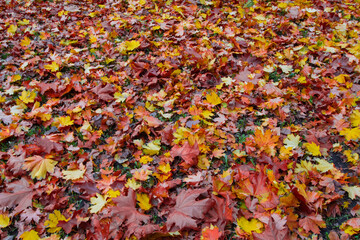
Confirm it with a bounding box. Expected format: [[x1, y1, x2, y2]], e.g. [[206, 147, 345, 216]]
[[21, 37, 31, 47], [143, 140, 161, 155], [19, 90, 36, 104], [237, 217, 263, 234], [0, 214, 10, 228], [89, 193, 108, 213], [23, 155, 57, 180], [125, 40, 141, 51], [137, 193, 152, 211], [44, 62, 60, 72], [205, 91, 222, 105], [340, 127, 360, 141], [139, 0, 146, 5], [58, 116, 74, 127], [18, 19, 30, 25], [158, 163, 171, 173], [62, 168, 85, 180], [304, 142, 321, 156], [11, 74, 22, 82], [343, 185, 360, 200], [315, 159, 334, 173], [7, 24, 17, 34], [44, 210, 69, 233], [20, 230, 40, 240], [284, 134, 300, 149], [350, 110, 360, 127], [89, 34, 97, 44], [140, 155, 153, 164], [105, 189, 121, 199], [126, 178, 141, 190]]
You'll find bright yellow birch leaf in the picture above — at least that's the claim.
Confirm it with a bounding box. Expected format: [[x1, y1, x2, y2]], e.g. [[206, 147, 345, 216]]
[[23, 155, 57, 180], [137, 193, 152, 211]]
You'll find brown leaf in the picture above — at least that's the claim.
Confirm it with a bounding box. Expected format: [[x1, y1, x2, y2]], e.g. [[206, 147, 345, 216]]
[[91, 84, 115, 101]]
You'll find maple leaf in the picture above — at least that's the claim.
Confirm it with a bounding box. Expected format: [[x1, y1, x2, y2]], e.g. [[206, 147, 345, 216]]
[[205, 91, 222, 105], [58, 116, 74, 127], [23, 155, 57, 180], [139, 155, 153, 164], [136, 193, 152, 211], [314, 158, 334, 173], [350, 110, 360, 127], [91, 84, 115, 101], [19, 90, 36, 104], [89, 193, 108, 213], [340, 218, 360, 235], [252, 214, 288, 240], [253, 128, 279, 156], [166, 189, 213, 231], [0, 213, 10, 228], [111, 189, 151, 237], [44, 61, 60, 72], [340, 127, 360, 141], [304, 142, 321, 156], [0, 178, 34, 214], [284, 134, 300, 149], [7, 24, 17, 34], [201, 224, 222, 240], [62, 168, 86, 180], [299, 214, 326, 234], [20, 230, 40, 240], [343, 185, 360, 200], [170, 141, 200, 167], [237, 217, 263, 234], [143, 140, 161, 155], [45, 210, 69, 233], [20, 37, 31, 47], [125, 40, 141, 51]]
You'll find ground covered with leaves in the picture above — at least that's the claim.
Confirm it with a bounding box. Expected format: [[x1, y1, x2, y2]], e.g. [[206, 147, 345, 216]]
[[1, 0, 360, 239]]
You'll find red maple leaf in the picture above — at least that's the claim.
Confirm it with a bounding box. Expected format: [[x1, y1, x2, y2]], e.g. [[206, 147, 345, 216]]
[[170, 141, 200, 167], [0, 178, 34, 214], [166, 189, 213, 232]]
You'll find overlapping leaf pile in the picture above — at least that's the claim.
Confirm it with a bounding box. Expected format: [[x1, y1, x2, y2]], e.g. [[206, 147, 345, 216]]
[[1, 0, 360, 239]]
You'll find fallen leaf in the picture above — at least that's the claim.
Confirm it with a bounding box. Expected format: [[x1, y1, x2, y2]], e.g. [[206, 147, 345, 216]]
[[137, 193, 152, 211], [343, 185, 360, 200], [23, 155, 57, 180], [89, 193, 108, 213]]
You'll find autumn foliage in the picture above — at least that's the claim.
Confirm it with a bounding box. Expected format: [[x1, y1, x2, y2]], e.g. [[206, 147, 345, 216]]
[[1, 0, 360, 239]]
